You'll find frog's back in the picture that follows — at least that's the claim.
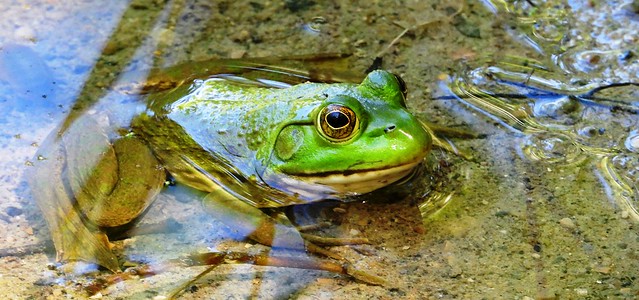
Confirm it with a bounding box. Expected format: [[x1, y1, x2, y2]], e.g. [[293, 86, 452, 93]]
[[161, 78, 328, 176]]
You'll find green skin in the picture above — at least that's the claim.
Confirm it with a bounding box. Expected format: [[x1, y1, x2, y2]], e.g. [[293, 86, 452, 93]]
[[32, 70, 432, 272]]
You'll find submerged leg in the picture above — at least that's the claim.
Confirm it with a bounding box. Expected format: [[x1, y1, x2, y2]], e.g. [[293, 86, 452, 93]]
[[201, 189, 350, 259], [30, 125, 119, 271], [169, 251, 386, 298], [83, 250, 385, 298], [30, 115, 165, 272]]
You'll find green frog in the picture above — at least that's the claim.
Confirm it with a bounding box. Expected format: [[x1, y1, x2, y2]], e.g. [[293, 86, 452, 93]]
[[30, 66, 432, 280]]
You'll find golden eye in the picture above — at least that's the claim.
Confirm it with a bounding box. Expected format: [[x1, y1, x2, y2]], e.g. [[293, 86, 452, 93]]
[[318, 104, 359, 142]]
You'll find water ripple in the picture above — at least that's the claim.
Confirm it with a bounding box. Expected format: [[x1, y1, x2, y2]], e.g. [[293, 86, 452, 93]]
[[624, 130, 639, 152]]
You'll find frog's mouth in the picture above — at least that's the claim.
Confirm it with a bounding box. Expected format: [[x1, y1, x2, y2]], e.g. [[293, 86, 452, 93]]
[[297, 160, 421, 194], [270, 159, 422, 199]]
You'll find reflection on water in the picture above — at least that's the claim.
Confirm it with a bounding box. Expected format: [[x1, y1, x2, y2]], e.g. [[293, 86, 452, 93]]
[[445, 1, 639, 223], [445, 59, 639, 221]]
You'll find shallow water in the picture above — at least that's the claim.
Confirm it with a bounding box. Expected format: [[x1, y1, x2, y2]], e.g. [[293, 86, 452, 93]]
[[1, 0, 638, 299]]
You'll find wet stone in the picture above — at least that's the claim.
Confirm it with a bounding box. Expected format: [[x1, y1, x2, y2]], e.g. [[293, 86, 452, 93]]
[[559, 217, 576, 229], [533, 97, 578, 118], [576, 126, 599, 137], [621, 211, 630, 219], [624, 130, 639, 152], [537, 288, 557, 300], [5, 206, 23, 217], [284, 0, 316, 12], [494, 210, 510, 218], [574, 288, 588, 296], [594, 265, 611, 274]]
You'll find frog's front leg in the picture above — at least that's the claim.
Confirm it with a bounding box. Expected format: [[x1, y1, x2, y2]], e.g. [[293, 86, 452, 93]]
[[30, 115, 165, 271], [202, 188, 355, 260], [192, 191, 386, 288]]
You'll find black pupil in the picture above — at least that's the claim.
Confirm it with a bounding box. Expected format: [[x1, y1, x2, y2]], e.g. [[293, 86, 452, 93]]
[[327, 111, 349, 128]]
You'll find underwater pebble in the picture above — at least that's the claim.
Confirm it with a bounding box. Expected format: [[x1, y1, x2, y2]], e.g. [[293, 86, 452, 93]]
[[531, 253, 541, 259], [413, 225, 425, 234], [333, 207, 347, 214], [536, 288, 557, 300], [230, 49, 246, 59], [594, 265, 611, 274], [23, 226, 33, 235], [14, 26, 36, 41], [624, 131, 639, 152], [349, 229, 360, 236], [559, 218, 576, 229], [620, 288, 633, 295], [5, 206, 23, 217], [621, 211, 629, 219], [51, 288, 63, 297], [447, 265, 462, 278], [231, 29, 251, 43], [574, 288, 588, 295]]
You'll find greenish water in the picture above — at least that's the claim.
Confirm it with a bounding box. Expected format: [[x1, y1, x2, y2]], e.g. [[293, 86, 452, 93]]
[[0, 0, 637, 298]]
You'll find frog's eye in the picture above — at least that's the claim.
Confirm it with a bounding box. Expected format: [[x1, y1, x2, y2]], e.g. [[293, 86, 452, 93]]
[[318, 104, 359, 142], [392, 73, 408, 108]]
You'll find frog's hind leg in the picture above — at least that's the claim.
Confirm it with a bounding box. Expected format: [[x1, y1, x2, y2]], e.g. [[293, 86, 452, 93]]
[[29, 121, 120, 271], [30, 114, 166, 272]]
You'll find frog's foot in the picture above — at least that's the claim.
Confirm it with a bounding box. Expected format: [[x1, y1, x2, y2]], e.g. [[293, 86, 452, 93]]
[[79, 263, 162, 296], [168, 251, 385, 298]]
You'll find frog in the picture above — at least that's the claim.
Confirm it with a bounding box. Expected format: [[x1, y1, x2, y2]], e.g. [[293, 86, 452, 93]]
[[29, 64, 432, 284]]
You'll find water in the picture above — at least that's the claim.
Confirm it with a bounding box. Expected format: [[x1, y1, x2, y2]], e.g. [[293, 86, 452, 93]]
[[0, 0, 638, 298]]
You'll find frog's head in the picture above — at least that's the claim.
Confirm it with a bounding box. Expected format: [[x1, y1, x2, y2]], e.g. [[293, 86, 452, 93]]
[[261, 70, 432, 199]]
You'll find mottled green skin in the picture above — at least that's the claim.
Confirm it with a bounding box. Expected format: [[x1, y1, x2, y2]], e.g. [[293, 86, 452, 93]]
[[135, 70, 432, 203]]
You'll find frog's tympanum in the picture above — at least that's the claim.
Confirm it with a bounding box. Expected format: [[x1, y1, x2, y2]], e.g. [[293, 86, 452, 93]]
[[30, 69, 432, 280]]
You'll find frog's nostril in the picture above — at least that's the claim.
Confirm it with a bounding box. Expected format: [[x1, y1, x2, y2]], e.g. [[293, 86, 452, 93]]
[[384, 125, 396, 133]]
